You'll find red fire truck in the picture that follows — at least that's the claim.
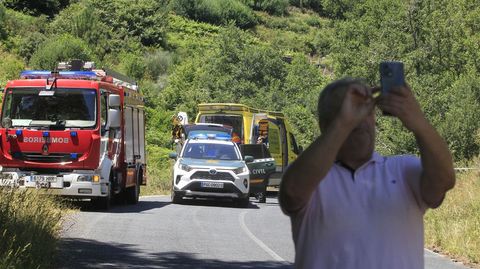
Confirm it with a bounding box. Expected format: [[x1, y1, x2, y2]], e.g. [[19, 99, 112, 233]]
[[0, 60, 146, 209]]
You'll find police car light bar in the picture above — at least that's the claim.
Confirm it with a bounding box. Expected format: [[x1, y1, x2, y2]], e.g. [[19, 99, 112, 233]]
[[20, 70, 97, 80]]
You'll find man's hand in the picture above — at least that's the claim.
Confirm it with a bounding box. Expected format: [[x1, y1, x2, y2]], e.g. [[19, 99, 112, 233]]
[[338, 84, 376, 130], [377, 85, 429, 133]]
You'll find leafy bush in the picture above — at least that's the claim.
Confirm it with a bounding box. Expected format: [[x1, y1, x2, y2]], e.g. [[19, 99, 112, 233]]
[[170, 0, 258, 29], [0, 50, 25, 86], [116, 52, 146, 81], [90, 0, 169, 47], [144, 49, 176, 81], [29, 34, 95, 70]]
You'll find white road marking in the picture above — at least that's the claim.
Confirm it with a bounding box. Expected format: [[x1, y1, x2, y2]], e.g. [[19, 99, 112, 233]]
[[239, 210, 288, 263]]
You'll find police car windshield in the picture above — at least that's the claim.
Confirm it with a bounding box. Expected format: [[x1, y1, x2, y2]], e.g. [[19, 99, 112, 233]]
[[182, 143, 240, 160], [1, 88, 97, 129]]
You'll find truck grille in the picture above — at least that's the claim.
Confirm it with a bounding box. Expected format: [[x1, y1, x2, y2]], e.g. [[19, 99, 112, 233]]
[[191, 171, 235, 181], [14, 152, 80, 163]]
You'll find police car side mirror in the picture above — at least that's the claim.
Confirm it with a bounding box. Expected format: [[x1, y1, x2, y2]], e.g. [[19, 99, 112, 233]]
[[168, 152, 178, 159], [244, 155, 254, 163], [107, 109, 121, 129]]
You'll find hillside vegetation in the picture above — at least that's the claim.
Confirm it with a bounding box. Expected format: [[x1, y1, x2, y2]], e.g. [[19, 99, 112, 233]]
[[0, 0, 479, 266]]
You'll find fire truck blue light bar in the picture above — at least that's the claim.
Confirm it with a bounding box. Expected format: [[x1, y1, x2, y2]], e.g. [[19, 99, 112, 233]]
[[20, 71, 97, 79]]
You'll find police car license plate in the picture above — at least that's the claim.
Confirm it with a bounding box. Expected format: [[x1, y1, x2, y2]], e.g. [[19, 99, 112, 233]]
[[201, 182, 224, 188]]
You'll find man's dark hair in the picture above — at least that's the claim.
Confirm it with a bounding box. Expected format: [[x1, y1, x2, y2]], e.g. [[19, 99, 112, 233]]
[[317, 77, 367, 132]]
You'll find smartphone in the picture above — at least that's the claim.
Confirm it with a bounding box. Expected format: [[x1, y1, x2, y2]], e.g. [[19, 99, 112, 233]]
[[379, 61, 405, 94]]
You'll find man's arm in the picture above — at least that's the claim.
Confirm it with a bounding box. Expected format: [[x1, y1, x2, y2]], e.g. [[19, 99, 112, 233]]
[[279, 85, 375, 215], [279, 120, 353, 215], [378, 86, 455, 208]]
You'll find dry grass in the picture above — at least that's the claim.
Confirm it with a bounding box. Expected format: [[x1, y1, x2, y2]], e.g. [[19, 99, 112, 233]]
[[141, 146, 174, 196], [0, 189, 65, 269], [425, 167, 480, 268]]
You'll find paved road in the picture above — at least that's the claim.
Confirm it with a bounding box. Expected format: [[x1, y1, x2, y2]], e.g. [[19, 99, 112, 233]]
[[57, 195, 469, 269]]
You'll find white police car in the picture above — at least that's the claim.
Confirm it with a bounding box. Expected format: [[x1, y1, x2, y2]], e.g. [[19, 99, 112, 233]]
[[169, 137, 252, 207]]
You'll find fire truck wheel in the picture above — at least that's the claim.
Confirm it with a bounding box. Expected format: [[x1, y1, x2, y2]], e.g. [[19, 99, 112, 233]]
[[92, 183, 112, 210], [126, 169, 141, 204]]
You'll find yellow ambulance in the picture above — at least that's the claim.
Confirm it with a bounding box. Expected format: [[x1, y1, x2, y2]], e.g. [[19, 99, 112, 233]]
[[195, 103, 302, 187]]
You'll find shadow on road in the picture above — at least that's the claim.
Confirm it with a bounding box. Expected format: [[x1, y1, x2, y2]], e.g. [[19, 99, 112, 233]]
[[65, 200, 171, 213], [57, 238, 293, 269], [177, 197, 260, 209]]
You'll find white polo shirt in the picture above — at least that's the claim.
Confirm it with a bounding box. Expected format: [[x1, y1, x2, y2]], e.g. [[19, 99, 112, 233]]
[[291, 152, 427, 269]]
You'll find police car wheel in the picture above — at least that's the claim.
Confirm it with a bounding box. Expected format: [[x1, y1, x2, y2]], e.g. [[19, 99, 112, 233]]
[[236, 196, 249, 208], [171, 191, 183, 204], [257, 192, 266, 203]]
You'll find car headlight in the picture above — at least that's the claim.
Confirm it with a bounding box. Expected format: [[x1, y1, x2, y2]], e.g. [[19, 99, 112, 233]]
[[78, 175, 92, 182], [233, 166, 247, 174], [179, 164, 192, 172]]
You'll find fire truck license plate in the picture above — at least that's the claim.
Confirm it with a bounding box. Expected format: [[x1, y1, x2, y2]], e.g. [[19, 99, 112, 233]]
[[201, 182, 224, 188], [32, 175, 57, 183]]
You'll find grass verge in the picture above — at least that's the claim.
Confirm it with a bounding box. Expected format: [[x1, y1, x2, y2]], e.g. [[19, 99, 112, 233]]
[[141, 145, 174, 196], [0, 189, 65, 269], [425, 168, 480, 268]]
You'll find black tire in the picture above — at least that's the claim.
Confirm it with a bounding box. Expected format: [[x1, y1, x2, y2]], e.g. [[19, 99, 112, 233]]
[[171, 190, 183, 204], [258, 178, 268, 203], [126, 169, 141, 204], [257, 192, 266, 203], [237, 196, 250, 208]]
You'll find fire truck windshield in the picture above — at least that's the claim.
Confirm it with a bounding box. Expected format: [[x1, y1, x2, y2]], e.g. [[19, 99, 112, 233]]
[[1, 88, 97, 129]]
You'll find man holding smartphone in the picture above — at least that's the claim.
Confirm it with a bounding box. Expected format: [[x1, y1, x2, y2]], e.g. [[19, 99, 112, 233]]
[[279, 77, 455, 269]]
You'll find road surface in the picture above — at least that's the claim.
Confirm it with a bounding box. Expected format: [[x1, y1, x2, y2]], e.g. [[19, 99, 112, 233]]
[[56, 195, 469, 269]]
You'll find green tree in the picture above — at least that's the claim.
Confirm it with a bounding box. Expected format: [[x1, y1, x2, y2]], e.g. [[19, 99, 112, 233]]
[[49, 2, 113, 59], [29, 34, 95, 70]]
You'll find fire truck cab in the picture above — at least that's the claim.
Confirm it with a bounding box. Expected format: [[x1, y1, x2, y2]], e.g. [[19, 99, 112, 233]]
[[0, 61, 146, 209]]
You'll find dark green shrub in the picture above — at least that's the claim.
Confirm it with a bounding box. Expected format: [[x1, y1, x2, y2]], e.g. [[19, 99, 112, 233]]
[[243, 0, 289, 16], [289, 0, 322, 12], [3, 0, 70, 17], [0, 4, 6, 40]]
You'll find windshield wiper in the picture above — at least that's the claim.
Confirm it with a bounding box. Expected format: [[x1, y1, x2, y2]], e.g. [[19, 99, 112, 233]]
[[49, 120, 66, 130]]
